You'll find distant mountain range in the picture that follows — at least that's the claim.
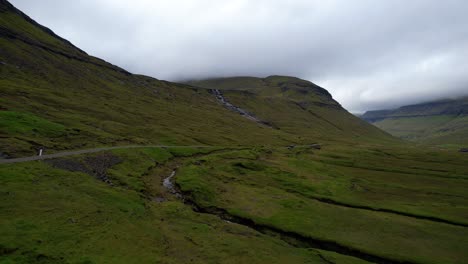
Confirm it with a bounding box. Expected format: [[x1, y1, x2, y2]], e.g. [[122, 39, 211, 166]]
[[361, 97, 468, 145]]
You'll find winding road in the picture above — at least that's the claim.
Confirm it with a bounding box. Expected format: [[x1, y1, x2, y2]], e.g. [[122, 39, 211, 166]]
[[0, 145, 211, 165]]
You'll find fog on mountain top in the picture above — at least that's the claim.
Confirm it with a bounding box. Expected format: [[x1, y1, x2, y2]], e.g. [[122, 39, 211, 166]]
[[10, 0, 468, 112]]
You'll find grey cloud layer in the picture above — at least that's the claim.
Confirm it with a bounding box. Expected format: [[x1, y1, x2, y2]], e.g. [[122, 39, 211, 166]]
[[10, 0, 468, 112]]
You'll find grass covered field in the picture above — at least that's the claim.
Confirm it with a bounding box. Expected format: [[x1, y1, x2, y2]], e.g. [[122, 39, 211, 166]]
[[372, 115, 468, 146], [175, 145, 468, 264], [2, 145, 467, 263], [362, 97, 468, 146], [1, 147, 370, 264]]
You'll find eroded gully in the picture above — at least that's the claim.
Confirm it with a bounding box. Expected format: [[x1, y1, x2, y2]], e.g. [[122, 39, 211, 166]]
[[161, 169, 417, 264]]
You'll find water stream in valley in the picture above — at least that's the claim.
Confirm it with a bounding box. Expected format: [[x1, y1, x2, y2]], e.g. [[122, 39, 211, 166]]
[[163, 169, 182, 199], [212, 89, 273, 127], [160, 168, 407, 264]]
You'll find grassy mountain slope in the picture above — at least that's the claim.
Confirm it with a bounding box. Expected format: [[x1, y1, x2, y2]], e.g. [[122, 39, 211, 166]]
[[1, 1, 468, 263], [0, 0, 298, 157], [0, 0, 395, 158], [361, 97, 468, 145], [188, 76, 394, 143]]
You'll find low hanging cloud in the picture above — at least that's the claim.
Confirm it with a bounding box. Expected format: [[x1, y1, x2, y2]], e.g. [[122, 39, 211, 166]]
[[10, 0, 468, 112]]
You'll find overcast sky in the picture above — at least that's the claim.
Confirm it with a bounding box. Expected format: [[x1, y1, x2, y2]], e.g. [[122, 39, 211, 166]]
[[10, 0, 468, 112]]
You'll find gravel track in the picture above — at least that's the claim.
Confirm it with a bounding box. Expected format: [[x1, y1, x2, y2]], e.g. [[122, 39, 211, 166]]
[[0, 145, 210, 164]]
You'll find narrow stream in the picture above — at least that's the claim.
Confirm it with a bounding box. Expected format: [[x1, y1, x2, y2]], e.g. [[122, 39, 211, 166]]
[[162, 170, 176, 190], [161, 169, 410, 264], [163, 169, 182, 199], [212, 89, 273, 127]]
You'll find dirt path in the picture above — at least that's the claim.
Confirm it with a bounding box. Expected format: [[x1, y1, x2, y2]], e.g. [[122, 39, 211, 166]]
[[0, 145, 210, 165]]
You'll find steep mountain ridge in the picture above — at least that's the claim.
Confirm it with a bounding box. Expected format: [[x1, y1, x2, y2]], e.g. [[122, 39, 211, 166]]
[[0, 0, 126, 74]]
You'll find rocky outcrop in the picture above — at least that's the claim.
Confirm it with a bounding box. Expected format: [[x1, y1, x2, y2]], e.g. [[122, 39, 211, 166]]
[[46, 153, 122, 184]]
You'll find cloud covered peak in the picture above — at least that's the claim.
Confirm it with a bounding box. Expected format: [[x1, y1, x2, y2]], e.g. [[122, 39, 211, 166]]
[[10, 0, 468, 112]]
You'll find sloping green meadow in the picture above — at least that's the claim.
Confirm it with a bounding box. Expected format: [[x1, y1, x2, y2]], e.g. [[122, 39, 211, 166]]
[[3, 145, 462, 263], [363, 97, 468, 146], [0, 111, 66, 137], [0, 147, 368, 264], [176, 145, 468, 264], [373, 115, 468, 145]]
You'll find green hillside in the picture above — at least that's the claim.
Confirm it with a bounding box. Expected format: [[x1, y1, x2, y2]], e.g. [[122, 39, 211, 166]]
[[1, 1, 468, 263], [361, 97, 468, 146], [187, 76, 392, 143], [0, 0, 394, 158], [0, 0, 296, 157]]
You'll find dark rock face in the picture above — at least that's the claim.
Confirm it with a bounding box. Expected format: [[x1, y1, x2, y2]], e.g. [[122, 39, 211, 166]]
[[46, 153, 122, 184], [45, 159, 89, 174], [276, 80, 332, 99], [309, 144, 321, 150], [84, 153, 122, 183]]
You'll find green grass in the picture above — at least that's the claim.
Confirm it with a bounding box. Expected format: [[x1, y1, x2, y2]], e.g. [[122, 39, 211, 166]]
[[373, 115, 454, 138], [2, 139, 467, 263], [176, 145, 468, 264], [188, 76, 395, 145], [0, 147, 368, 264], [373, 115, 468, 145], [0, 111, 66, 137], [364, 97, 468, 146]]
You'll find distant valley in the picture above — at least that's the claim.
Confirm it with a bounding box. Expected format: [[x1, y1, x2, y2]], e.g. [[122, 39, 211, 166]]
[[361, 97, 468, 146]]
